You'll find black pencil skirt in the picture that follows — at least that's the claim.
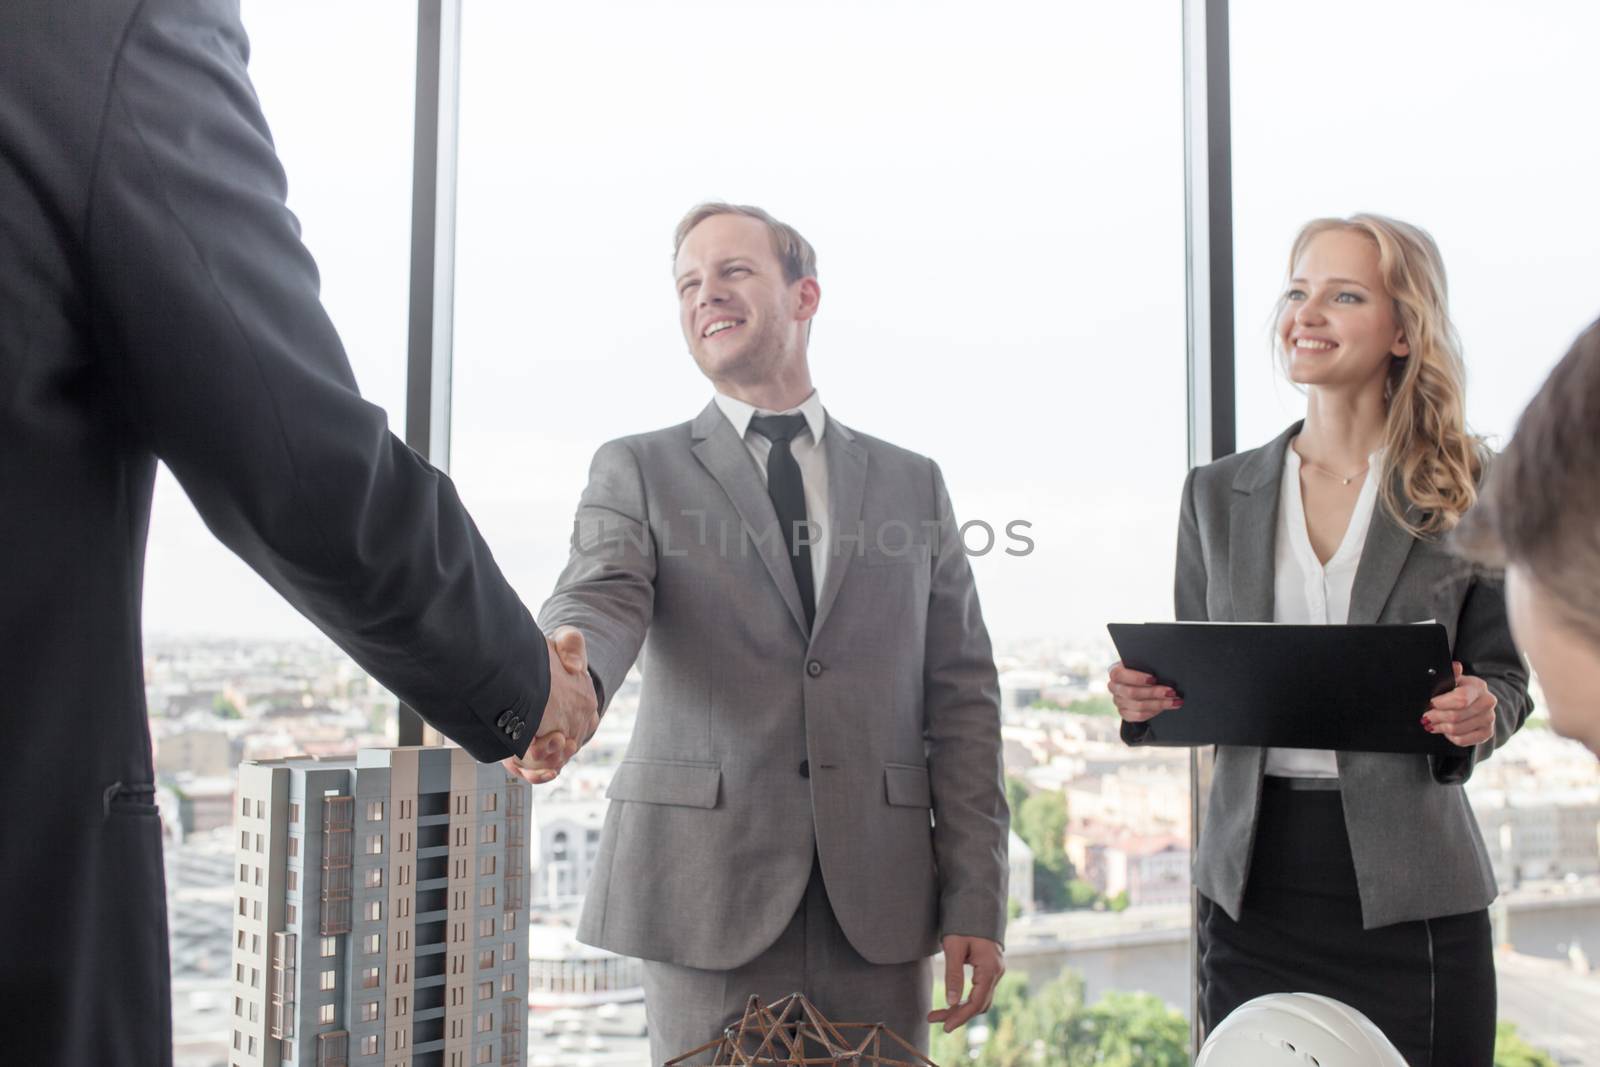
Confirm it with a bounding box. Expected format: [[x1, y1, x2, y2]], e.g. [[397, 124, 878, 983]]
[[1198, 778, 1496, 1067]]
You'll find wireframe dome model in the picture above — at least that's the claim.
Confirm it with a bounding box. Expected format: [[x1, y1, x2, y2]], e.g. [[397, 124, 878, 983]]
[[665, 993, 939, 1066]]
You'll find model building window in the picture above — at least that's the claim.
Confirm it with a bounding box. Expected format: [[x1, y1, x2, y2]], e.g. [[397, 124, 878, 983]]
[[366, 900, 383, 921], [286, 871, 298, 892], [251, 934, 260, 954], [482, 792, 497, 813], [319, 1004, 334, 1024], [255, 800, 264, 819], [479, 824, 496, 845], [361, 1035, 379, 1056], [362, 967, 380, 989], [478, 981, 492, 1001], [289, 803, 299, 823], [365, 868, 383, 889], [477, 950, 494, 970], [503, 941, 515, 961], [320, 969, 336, 991], [367, 801, 384, 822], [286, 904, 297, 924], [239, 831, 249, 850], [366, 934, 382, 954], [478, 918, 494, 938], [361, 999, 379, 1021], [321, 936, 336, 957], [475, 1043, 492, 1064], [254, 833, 263, 852], [287, 836, 298, 858], [479, 855, 495, 876], [501, 972, 515, 993], [365, 834, 383, 855], [478, 886, 495, 907], [476, 1012, 492, 1033]]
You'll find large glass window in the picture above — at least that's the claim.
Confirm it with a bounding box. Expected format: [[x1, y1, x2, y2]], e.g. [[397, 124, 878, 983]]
[[452, 3, 1191, 1062], [1232, 4, 1600, 1062], [146, 6, 418, 1064]]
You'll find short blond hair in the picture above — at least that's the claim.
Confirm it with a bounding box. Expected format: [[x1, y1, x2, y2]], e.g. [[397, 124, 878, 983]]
[[673, 202, 817, 283]]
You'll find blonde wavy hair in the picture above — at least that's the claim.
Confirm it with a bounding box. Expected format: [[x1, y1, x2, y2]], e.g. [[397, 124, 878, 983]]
[[1275, 214, 1488, 539]]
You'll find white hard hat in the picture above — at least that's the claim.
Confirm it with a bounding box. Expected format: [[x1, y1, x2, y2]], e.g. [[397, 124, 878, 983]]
[[1196, 992, 1408, 1067]]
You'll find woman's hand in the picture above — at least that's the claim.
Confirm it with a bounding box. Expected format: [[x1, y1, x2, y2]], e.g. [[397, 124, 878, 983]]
[[1424, 662, 1497, 748], [1107, 661, 1182, 723]]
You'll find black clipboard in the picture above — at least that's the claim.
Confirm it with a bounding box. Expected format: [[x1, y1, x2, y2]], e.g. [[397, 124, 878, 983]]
[[1106, 622, 1458, 756]]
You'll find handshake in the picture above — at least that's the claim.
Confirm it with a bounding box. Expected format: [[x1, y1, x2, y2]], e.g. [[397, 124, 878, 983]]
[[501, 625, 599, 787]]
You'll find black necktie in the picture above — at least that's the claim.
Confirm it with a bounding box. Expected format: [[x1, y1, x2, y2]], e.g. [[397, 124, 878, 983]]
[[749, 413, 816, 631]]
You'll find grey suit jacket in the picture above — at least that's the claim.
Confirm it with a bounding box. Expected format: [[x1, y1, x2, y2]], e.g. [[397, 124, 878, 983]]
[[540, 402, 1009, 970], [1125, 423, 1530, 929]]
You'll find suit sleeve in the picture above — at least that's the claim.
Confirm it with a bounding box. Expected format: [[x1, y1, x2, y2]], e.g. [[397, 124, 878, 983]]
[[83, 0, 547, 762], [537, 440, 657, 713], [1123, 466, 1206, 746], [922, 461, 1010, 945], [1431, 573, 1533, 784]]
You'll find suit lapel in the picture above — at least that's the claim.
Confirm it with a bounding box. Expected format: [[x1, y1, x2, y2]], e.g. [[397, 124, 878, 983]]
[[810, 420, 867, 636], [689, 401, 811, 640], [1228, 424, 1297, 623], [1347, 475, 1418, 624]]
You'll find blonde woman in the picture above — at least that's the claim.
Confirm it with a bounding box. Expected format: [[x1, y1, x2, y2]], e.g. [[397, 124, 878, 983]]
[[1107, 215, 1530, 1066]]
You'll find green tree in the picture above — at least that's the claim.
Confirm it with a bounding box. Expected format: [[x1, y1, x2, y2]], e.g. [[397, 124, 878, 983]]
[[1494, 1022, 1558, 1067], [1061, 991, 1188, 1067], [212, 694, 242, 720], [1065, 694, 1117, 717], [1005, 775, 1030, 820], [1017, 790, 1072, 909], [931, 969, 1188, 1067], [1064, 880, 1099, 909]]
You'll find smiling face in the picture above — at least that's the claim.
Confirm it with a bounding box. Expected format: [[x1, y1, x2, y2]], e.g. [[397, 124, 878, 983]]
[[1507, 564, 1600, 759], [1277, 228, 1410, 396], [673, 213, 819, 392]]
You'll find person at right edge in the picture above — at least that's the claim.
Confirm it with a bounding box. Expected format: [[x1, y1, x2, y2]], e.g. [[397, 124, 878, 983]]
[[0, 3, 595, 1065], [1107, 215, 1531, 1066]]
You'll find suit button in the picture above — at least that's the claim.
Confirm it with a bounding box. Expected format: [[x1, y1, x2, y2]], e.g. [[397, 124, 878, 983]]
[[806, 660, 823, 677], [799, 760, 810, 778], [496, 709, 513, 729], [511, 723, 525, 742]]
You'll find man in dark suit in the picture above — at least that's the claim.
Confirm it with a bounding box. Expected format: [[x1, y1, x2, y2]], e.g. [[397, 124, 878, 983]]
[[0, 2, 595, 1064]]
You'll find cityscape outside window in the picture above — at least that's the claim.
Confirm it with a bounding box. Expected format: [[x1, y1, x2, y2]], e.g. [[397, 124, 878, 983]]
[[141, 3, 1600, 1065]]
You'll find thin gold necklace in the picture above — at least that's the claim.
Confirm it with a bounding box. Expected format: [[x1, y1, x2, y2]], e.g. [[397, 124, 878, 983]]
[[1301, 458, 1368, 486]]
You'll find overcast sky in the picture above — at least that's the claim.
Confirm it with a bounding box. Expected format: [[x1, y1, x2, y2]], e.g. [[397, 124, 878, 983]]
[[142, 1, 1600, 657]]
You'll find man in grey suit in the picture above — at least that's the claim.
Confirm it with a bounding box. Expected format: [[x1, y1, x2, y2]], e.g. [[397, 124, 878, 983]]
[[512, 203, 1009, 1060]]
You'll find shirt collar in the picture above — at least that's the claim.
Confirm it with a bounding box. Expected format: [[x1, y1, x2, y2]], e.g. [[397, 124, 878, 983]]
[[713, 389, 827, 444]]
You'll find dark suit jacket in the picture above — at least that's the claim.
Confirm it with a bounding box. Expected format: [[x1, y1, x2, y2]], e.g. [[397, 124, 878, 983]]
[[1, 3, 549, 1063], [1125, 423, 1531, 928]]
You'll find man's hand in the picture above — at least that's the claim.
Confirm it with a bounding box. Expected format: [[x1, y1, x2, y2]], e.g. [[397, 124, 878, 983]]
[[501, 627, 598, 786], [927, 935, 1005, 1033]]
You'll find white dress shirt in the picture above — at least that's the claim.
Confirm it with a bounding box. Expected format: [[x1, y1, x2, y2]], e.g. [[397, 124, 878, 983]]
[[1264, 442, 1383, 779], [712, 389, 832, 597]]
